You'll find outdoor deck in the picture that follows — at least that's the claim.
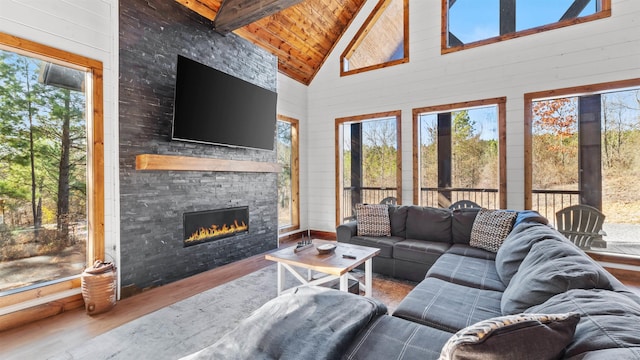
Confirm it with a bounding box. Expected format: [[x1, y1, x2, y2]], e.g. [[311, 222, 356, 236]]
[[342, 187, 640, 256]]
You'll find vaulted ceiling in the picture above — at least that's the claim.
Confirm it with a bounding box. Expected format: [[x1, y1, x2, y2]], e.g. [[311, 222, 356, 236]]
[[176, 0, 367, 85]]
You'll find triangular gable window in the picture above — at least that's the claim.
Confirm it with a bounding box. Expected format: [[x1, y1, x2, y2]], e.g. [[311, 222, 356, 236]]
[[340, 0, 409, 76]]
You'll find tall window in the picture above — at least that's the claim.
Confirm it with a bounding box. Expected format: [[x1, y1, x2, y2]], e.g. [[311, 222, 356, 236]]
[[413, 98, 506, 208], [276, 115, 299, 233], [443, 0, 611, 53], [0, 33, 104, 311], [336, 111, 402, 224], [341, 0, 409, 76], [526, 82, 640, 257]]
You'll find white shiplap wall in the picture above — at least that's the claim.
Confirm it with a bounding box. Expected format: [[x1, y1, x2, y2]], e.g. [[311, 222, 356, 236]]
[[0, 0, 120, 267], [277, 73, 309, 234], [306, 0, 640, 232]]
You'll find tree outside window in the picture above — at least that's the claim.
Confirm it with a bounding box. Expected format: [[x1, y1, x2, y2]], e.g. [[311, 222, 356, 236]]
[[530, 88, 640, 256], [0, 49, 88, 293]]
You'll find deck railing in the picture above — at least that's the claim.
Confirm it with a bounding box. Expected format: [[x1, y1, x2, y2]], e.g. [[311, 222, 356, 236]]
[[341, 187, 581, 225], [342, 187, 397, 221], [419, 187, 498, 209], [531, 189, 580, 226]]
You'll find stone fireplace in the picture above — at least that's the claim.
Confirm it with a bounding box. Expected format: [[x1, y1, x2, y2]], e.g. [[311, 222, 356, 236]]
[[118, 0, 278, 297], [183, 207, 249, 247]]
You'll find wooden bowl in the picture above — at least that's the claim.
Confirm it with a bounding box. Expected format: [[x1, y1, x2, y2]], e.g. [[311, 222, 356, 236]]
[[316, 243, 337, 255]]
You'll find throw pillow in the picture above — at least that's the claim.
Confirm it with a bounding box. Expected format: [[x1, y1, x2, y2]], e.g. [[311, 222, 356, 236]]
[[469, 209, 517, 252], [439, 312, 580, 360], [356, 203, 391, 236]]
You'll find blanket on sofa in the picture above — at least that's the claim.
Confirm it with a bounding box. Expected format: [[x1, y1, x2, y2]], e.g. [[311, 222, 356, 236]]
[[180, 286, 387, 360]]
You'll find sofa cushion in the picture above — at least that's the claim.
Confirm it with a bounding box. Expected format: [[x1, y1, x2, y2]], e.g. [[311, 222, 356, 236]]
[[451, 207, 481, 244], [393, 277, 503, 333], [565, 347, 640, 360], [393, 239, 450, 264], [388, 205, 409, 237], [469, 209, 517, 252], [355, 203, 391, 236], [526, 289, 640, 359], [446, 244, 496, 260], [343, 315, 452, 360], [440, 312, 579, 360], [426, 253, 505, 292], [501, 240, 613, 314], [405, 206, 452, 242], [347, 235, 404, 258], [495, 222, 566, 286]]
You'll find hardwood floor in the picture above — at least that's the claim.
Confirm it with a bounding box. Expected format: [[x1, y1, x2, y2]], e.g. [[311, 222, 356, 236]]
[[0, 251, 272, 359]]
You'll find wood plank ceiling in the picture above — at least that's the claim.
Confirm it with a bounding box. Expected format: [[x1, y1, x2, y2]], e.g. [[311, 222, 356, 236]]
[[176, 0, 367, 85]]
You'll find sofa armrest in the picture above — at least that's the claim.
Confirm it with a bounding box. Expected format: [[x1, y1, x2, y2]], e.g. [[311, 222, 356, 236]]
[[337, 221, 358, 242]]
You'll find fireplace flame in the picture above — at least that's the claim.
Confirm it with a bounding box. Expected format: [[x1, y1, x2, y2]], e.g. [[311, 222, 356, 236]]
[[185, 220, 248, 243]]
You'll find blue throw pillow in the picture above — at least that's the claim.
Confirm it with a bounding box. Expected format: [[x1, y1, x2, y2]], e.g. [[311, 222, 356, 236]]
[[514, 210, 548, 228]]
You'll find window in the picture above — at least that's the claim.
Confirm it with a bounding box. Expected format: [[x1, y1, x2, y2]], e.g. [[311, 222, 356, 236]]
[[341, 0, 409, 76], [525, 79, 640, 258], [443, 0, 611, 53], [413, 98, 507, 208], [0, 33, 104, 315], [336, 111, 402, 225], [276, 115, 299, 234]]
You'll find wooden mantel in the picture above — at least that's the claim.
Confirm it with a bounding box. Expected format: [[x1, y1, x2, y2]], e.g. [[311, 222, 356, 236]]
[[135, 154, 281, 173]]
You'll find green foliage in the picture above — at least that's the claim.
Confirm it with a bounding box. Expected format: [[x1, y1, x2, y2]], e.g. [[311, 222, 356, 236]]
[[276, 121, 293, 223], [360, 119, 397, 188], [0, 49, 87, 238], [531, 91, 640, 226], [419, 110, 499, 190]]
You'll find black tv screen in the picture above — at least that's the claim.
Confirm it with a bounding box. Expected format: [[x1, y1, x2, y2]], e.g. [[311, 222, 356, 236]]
[[172, 55, 277, 151]]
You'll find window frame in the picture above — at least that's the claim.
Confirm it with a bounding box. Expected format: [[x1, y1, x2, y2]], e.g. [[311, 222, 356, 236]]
[[524, 78, 640, 265], [276, 115, 300, 235], [0, 32, 104, 330], [340, 0, 409, 77], [335, 110, 402, 226], [441, 0, 612, 54], [413, 97, 507, 208]]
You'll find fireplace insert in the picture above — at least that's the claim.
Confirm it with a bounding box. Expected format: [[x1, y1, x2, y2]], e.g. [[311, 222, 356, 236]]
[[183, 206, 249, 247]]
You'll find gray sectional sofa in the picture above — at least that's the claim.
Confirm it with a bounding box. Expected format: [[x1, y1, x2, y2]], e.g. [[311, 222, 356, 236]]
[[185, 206, 640, 359], [337, 206, 495, 281]]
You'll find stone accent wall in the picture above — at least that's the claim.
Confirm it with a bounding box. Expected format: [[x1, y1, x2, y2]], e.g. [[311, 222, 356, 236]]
[[119, 0, 278, 296]]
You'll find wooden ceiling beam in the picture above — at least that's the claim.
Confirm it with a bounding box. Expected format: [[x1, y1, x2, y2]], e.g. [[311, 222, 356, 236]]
[[175, 0, 220, 20], [176, 0, 367, 84], [213, 0, 306, 35]]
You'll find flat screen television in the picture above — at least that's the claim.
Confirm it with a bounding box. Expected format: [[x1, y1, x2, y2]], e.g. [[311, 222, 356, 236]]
[[172, 55, 278, 151]]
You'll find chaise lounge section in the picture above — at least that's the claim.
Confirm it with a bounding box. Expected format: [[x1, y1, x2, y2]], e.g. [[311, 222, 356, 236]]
[[185, 205, 640, 359]]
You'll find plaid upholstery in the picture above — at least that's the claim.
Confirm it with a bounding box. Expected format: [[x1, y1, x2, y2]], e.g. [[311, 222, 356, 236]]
[[393, 277, 503, 333], [343, 315, 452, 360], [426, 253, 506, 292]]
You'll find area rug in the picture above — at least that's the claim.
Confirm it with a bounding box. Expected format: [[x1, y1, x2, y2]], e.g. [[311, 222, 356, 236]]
[[50, 265, 415, 360]]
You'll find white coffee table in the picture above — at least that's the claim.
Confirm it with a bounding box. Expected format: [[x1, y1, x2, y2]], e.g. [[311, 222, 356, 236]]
[[265, 240, 380, 297]]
